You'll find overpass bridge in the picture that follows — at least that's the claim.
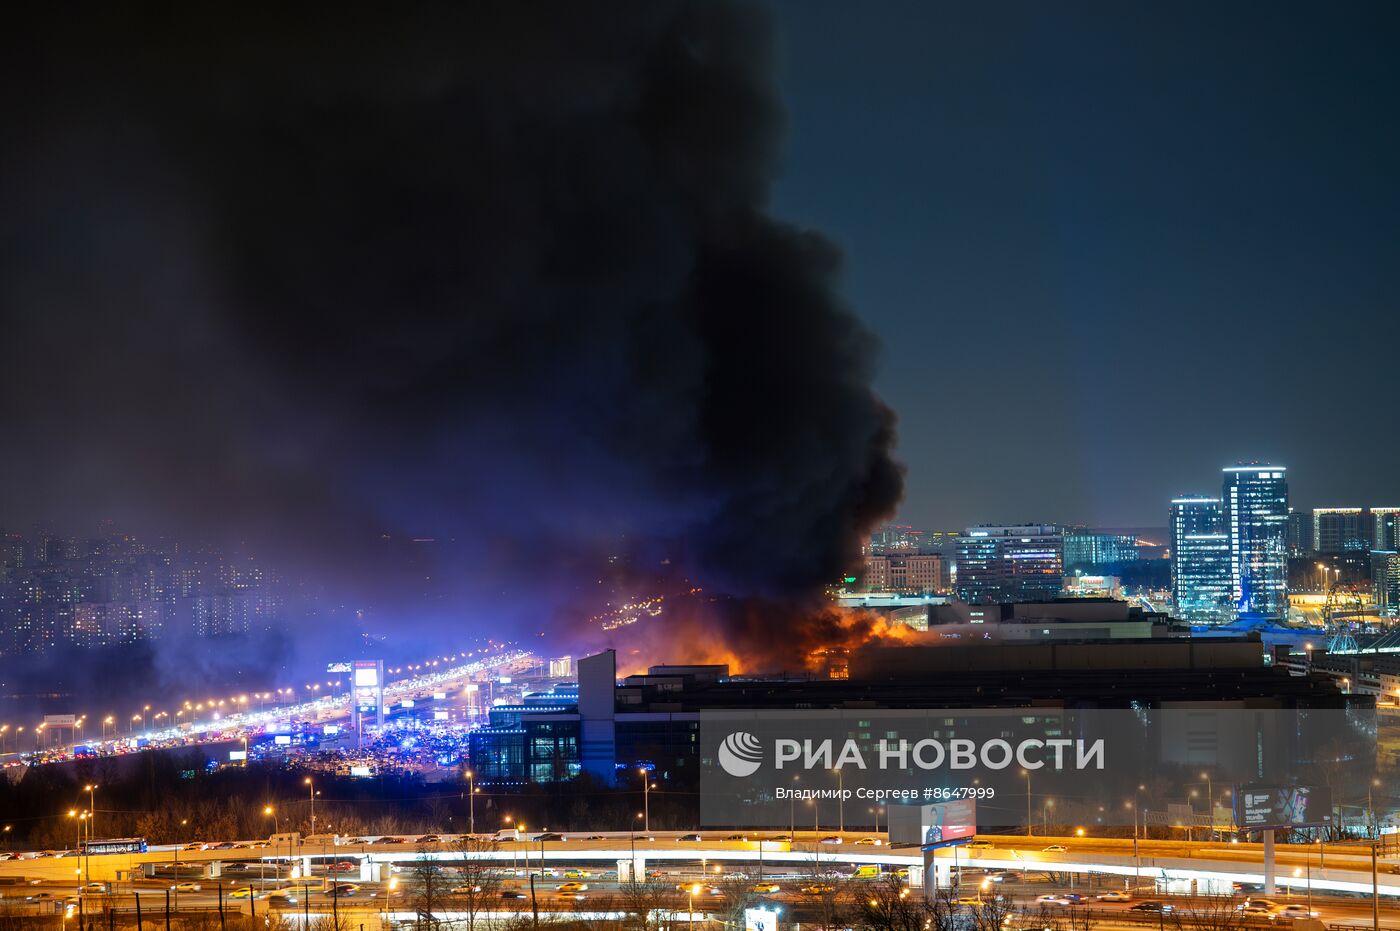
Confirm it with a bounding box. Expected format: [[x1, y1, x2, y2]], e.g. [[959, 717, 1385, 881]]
[[3, 831, 1397, 901]]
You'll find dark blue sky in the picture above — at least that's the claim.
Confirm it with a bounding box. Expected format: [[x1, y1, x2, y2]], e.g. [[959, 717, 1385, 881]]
[[770, 1, 1399, 529]]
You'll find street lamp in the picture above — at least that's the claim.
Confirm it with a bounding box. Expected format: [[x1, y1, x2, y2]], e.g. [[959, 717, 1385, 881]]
[[639, 768, 651, 832], [465, 770, 476, 835], [833, 767, 845, 833], [84, 785, 97, 837], [304, 777, 316, 835], [1022, 769, 1033, 837]]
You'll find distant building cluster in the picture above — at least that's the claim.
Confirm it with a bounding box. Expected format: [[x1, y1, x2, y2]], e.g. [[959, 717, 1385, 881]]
[[0, 524, 284, 656], [860, 522, 1156, 604], [1170, 464, 1289, 623], [871, 460, 1397, 626]]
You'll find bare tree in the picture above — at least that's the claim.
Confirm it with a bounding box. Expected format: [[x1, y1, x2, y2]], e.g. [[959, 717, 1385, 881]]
[[1168, 894, 1251, 931], [446, 835, 503, 931], [613, 875, 672, 931], [407, 843, 451, 931]]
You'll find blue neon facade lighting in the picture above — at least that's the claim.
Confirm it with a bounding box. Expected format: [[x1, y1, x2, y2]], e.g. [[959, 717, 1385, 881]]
[[1221, 465, 1289, 622]]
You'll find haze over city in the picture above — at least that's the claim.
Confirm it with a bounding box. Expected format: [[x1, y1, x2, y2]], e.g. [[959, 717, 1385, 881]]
[[0, 5, 1397, 929]]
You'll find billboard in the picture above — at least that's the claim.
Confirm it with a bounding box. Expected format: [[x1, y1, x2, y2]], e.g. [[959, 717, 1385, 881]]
[[326, 662, 352, 673], [889, 799, 977, 848], [42, 714, 77, 727], [1234, 785, 1333, 831]]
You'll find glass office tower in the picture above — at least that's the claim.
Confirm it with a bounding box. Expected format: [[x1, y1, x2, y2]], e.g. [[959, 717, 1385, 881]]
[[1222, 465, 1289, 622], [1170, 496, 1232, 623]]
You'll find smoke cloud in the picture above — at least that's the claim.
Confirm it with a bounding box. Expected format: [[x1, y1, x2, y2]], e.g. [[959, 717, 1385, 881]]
[[0, 3, 902, 665]]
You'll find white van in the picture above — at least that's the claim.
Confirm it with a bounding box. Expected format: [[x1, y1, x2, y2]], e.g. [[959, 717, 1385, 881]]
[[493, 828, 520, 842], [268, 833, 302, 847]]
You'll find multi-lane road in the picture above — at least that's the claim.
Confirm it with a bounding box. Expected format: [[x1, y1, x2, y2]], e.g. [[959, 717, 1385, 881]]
[[3, 830, 1397, 928]]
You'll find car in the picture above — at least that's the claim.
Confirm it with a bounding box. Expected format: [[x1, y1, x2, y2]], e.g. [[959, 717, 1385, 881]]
[[768, 834, 792, 842], [1042, 845, 1068, 852], [818, 835, 843, 844], [171, 882, 202, 892], [1037, 894, 1070, 905], [265, 892, 297, 906], [27, 893, 56, 902], [183, 842, 205, 851], [228, 888, 259, 899], [328, 884, 360, 896], [346, 838, 373, 845], [679, 833, 703, 842], [249, 841, 270, 849], [1277, 905, 1319, 918], [380, 836, 406, 845], [84, 882, 109, 892], [532, 832, 563, 842], [213, 842, 236, 850], [582, 835, 605, 841], [449, 885, 482, 895], [854, 837, 882, 846], [725, 834, 749, 842], [415, 835, 440, 844], [500, 891, 527, 900], [800, 884, 836, 895], [556, 882, 588, 893], [563, 870, 591, 879], [966, 841, 993, 849], [752, 883, 780, 894], [327, 861, 357, 872], [1129, 902, 1173, 913], [1096, 891, 1132, 902], [635, 835, 655, 842], [230, 843, 250, 849]]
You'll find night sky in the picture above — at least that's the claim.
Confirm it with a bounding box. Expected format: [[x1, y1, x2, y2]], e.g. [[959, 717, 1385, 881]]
[[770, 1, 1399, 529], [1, 2, 1397, 652]]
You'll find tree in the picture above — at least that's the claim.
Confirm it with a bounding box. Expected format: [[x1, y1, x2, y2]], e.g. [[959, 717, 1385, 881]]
[[1168, 894, 1251, 931], [407, 843, 450, 931], [446, 835, 503, 931], [613, 875, 672, 931]]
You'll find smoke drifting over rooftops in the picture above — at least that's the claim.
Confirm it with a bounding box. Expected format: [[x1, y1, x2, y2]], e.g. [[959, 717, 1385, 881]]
[[0, 2, 902, 663]]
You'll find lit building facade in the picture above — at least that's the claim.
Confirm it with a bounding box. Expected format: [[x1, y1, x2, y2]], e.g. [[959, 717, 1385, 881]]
[[1372, 551, 1400, 617], [1222, 465, 1289, 621], [1062, 532, 1138, 569], [1170, 496, 1232, 623], [1313, 507, 1371, 553], [862, 553, 950, 594], [955, 524, 1063, 604], [1286, 509, 1313, 556]]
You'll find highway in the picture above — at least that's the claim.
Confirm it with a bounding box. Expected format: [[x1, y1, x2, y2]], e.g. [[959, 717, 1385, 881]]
[[3, 830, 1398, 929]]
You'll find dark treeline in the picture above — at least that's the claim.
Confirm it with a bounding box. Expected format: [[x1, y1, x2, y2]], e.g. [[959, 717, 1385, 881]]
[[0, 754, 700, 850]]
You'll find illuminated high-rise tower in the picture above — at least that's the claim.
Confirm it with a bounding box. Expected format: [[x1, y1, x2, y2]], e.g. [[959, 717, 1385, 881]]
[[1169, 496, 1231, 622], [1222, 464, 1289, 622]]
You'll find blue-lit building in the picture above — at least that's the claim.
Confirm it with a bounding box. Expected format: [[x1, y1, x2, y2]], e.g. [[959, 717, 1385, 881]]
[[954, 524, 1063, 604], [1169, 496, 1232, 623], [1222, 465, 1289, 622], [1062, 531, 1139, 570]]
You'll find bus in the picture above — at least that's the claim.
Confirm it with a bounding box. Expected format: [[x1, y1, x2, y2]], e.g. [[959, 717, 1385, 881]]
[[80, 837, 148, 855]]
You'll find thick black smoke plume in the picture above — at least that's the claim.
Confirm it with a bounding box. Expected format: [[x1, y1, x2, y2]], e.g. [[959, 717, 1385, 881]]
[[0, 3, 902, 663]]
